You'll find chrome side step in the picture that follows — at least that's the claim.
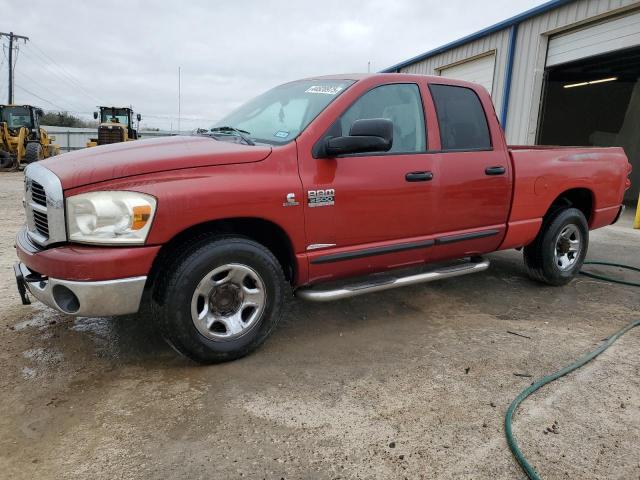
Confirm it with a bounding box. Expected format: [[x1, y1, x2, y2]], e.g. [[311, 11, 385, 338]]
[[295, 258, 490, 302]]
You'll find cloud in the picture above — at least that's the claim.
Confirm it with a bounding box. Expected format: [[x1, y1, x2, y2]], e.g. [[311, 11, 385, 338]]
[[2, 0, 542, 130]]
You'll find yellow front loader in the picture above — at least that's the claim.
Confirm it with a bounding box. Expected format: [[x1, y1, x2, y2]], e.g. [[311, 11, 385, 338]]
[[0, 105, 60, 171], [86, 106, 141, 147]]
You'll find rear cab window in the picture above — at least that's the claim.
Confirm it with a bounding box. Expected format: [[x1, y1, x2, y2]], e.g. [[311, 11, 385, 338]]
[[429, 84, 491, 151]]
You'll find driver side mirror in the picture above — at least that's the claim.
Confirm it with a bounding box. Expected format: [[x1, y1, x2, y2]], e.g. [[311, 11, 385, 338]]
[[322, 118, 393, 157], [136, 113, 142, 122], [93, 111, 98, 120]]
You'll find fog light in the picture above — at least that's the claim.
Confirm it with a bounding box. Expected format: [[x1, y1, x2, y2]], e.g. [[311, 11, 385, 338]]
[[52, 285, 80, 313]]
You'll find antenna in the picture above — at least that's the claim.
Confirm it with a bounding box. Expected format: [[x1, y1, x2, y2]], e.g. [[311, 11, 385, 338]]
[[178, 66, 181, 134]]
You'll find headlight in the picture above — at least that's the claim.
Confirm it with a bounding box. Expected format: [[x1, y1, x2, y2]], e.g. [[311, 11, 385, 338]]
[[66, 191, 156, 245]]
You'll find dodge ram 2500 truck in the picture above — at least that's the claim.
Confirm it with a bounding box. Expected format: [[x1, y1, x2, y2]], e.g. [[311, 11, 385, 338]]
[[14, 74, 631, 363]]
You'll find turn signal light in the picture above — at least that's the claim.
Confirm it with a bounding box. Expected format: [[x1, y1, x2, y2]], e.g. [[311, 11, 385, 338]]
[[132, 205, 152, 230]]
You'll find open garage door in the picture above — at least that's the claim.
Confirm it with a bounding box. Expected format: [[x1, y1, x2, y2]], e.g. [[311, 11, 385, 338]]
[[538, 47, 640, 202], [547, 10, 640, 67], [438, 53, 495, 94]]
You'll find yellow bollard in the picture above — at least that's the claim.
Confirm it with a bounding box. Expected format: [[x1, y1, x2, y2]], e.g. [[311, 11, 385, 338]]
[[635, 193, 640, 229]]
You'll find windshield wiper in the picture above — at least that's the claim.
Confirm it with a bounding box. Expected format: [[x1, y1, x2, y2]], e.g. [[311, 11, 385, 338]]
[[209, 126, 255, 146]]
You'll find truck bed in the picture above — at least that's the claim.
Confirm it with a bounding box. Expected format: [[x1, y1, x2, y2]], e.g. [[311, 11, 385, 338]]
[[500, 145, 630, 251]]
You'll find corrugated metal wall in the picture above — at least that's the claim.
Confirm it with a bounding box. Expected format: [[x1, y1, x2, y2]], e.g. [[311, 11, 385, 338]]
[[507, 0, 639, 144], [400, 29, 512, 119], [43, 125, 174, 151], [399, 0, 640, 144]]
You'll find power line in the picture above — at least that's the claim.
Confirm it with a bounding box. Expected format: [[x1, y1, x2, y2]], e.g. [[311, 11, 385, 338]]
[[15, 69, 90, 113], [19, 46, 103, 107], [29, 40, 103, 105], [14, 84, 69, 111], [0, 44, 7, 94], [0, 44, 6, 74]]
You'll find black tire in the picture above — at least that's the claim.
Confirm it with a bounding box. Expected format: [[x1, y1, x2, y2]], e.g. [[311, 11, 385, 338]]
[[0, 150, 14, 169], [24, 142, 42, 164], [152, 235, 287, 363], [523, 207, 588, 286]]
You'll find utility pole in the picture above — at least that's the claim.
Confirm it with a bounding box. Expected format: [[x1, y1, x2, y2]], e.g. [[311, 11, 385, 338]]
[[0, 32, 29, 104]]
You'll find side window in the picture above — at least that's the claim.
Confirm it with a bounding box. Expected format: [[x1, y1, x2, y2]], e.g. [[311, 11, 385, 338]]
[[337, 84, 426, 153], [429, 84, 491, 151]]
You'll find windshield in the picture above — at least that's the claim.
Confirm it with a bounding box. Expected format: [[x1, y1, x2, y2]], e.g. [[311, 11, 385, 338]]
[[0, 106, 33, 129], [101, 109, 130, 126], [211, 79, 354, 144]]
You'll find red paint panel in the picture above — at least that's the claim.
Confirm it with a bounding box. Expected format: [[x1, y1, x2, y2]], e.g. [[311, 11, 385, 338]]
[[64, 144, 308, 283], [43, 135, 272, 190], [17, 240, 160, 281], [591, 206, 620, 230], [500, 219, 543, 250], [503, 147, 630, 248]]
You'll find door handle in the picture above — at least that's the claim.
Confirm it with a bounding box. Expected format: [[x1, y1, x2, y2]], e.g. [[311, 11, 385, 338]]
[[485, 166, 506, 176], [405, 171, 433, 182]]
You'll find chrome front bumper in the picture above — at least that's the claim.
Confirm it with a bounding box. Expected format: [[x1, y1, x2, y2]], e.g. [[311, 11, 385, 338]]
[[15, 262, 146, 317]]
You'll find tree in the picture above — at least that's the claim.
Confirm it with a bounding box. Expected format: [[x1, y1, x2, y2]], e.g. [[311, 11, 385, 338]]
[[40, 111, 96, 128]]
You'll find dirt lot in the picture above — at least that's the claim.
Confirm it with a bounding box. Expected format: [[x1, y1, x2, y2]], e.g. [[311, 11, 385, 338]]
[[0, 170, 639, 479]]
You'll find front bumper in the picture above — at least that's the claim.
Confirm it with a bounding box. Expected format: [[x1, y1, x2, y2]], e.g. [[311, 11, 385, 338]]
[[15, 262, 146, 317]]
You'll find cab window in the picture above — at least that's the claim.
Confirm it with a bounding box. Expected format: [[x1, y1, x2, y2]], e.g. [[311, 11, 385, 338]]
[[337, 84, 426, 153], [429, 84, 491, 151]]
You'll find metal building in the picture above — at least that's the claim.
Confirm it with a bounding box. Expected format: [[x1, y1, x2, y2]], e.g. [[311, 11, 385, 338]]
[[382, 0, 640, 200]]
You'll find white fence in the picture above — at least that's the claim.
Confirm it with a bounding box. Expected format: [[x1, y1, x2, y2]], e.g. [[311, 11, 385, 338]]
[[42, 125, 176, 152]]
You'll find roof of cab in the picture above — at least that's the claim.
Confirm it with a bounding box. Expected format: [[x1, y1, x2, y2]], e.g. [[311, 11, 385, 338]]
[[301, 73, 490, 93]]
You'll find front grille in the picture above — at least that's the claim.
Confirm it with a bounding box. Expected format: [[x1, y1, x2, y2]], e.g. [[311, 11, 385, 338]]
[[31, 181, 47, 207], [98, 126, 125, 145], [24, 164, 65, 246], [32, 210, 49, 237]]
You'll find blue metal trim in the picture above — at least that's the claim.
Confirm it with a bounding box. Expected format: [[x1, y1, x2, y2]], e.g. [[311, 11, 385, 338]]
[[380, 0, 574, 73], [500, 24, 519, 127]]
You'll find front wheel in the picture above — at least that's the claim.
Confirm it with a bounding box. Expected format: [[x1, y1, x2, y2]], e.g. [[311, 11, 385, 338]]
[[24, 142, 43, 164], [153, 236, 287, 363], [523, 207, 588, 286]]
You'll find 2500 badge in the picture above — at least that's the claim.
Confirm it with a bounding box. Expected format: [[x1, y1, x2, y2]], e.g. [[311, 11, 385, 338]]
[[307, 189, 335, 208]]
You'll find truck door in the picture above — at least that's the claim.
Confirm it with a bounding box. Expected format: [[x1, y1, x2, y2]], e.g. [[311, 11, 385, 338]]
[[427, 83, 512, 260], [298, 82, 439, 283]]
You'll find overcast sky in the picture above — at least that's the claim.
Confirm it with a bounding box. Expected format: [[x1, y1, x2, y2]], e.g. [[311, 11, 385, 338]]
[[3, 0, 543, 131]]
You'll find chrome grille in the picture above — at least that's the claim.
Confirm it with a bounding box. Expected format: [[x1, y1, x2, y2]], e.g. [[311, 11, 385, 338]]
[[24, 164, 66, 246], [32, 210, 49, 237], [31, 181, 47, 207]]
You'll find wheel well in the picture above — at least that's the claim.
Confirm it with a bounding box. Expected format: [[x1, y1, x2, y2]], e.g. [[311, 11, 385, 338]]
[[546, 188, 594, 223], [149, 218, 296, 287]]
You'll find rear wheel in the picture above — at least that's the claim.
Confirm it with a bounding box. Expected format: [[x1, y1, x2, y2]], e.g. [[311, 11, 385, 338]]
[[523, 207, 588, 286], [24, 142, 43, 164], [153, 236, 287, 363]]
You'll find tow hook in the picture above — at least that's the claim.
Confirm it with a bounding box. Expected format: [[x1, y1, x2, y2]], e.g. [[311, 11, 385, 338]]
[[13, 263, 31, 305]]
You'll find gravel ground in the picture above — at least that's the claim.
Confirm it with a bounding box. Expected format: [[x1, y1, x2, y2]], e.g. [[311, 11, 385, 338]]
[[0, 170, 638, 479]]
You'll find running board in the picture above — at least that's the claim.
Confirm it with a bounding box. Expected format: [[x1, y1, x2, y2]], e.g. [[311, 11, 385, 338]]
[[295, 258, 490, 302]]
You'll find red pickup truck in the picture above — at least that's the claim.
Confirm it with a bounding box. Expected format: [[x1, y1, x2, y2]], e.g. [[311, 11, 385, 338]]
[[15, 74, 631, 363]]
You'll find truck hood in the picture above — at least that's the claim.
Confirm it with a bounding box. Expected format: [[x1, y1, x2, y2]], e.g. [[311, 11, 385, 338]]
[[41, 136, 273, 190]]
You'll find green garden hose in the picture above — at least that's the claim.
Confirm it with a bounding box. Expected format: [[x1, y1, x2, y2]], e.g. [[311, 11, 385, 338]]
[[579, 261, 640, 287], [505, 261, 640, 479]]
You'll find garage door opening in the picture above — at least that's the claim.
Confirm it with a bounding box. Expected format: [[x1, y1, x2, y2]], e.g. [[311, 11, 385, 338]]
[[537, 46, 640, 202]]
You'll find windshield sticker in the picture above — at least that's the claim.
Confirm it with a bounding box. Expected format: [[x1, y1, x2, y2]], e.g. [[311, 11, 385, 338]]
[[274, 130, 289, 138], [305, 85, 344, 95]]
